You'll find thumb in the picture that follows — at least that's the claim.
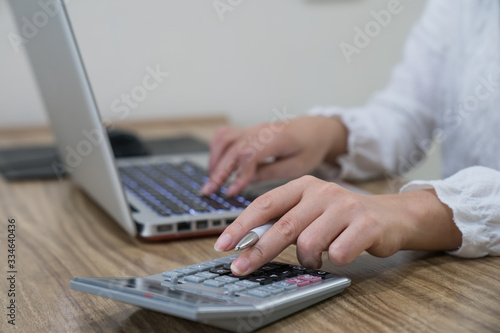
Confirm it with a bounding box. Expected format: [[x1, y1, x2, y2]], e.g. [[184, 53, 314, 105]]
[[254, 155, 308, 183]]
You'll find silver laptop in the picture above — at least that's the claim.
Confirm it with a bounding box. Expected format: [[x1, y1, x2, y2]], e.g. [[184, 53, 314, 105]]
[[8, 0, 254, 239]]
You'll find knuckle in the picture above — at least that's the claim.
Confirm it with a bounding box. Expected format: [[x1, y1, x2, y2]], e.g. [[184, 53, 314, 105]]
[[275, 215, 299, 242], [362, 212, 378, 227], [252, 194, 273, 212], [236, 148, 256, 165], [340, 195, 365, 213], [328, 245, 351, 267], [290, 175, 316, 188], [318, 182, 341, 196], [296, 233, 316, 255], [299, 175, 316, 183], [353, 212, 378, 234]]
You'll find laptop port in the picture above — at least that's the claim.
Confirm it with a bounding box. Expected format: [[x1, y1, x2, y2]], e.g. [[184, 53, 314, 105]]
[[226, 219, 235, 225], [212, 220, 222, 227], [157, 224, 173, 233], [196, 220, 208, 230], [177, 222, 191, 232]]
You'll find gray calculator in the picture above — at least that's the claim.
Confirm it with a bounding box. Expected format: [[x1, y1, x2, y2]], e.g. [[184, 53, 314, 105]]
[[70, 255, 350, 332]]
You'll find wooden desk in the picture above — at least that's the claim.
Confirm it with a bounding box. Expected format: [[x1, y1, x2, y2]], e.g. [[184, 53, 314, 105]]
[[1, 118, 499, 332]]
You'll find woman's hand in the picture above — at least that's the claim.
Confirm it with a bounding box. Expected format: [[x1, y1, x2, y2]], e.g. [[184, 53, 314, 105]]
[[214, 175, 462, 276], [200, 116, 348, 196]]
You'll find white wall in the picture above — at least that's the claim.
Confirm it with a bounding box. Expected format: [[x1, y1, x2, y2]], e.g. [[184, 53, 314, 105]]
[[1, 0, 426, 128], [2, 0, 441, 180]]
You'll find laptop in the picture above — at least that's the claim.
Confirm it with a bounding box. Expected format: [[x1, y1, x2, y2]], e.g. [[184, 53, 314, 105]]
[[8, 0, 255, 240], [9, 0, 369, 241]]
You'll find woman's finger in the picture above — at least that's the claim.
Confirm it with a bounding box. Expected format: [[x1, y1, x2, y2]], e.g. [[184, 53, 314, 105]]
[[214, 177, 311, 252], [295, 208, 349, 268], [208, 126, 240, 174], [230, 195, 325, 275]]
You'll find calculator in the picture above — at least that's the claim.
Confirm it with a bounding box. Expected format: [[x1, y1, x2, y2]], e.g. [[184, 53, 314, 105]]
[[70, 254, 350, 332]]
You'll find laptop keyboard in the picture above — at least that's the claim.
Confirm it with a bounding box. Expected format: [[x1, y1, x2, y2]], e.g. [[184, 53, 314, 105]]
[[119, 161, 252, 216]]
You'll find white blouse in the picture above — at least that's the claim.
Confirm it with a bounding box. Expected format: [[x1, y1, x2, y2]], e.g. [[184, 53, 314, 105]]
[[310, 0, 500, 258]]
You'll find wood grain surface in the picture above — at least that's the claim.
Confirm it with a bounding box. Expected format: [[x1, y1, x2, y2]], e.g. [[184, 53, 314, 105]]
[[0, 118, 499, 333]]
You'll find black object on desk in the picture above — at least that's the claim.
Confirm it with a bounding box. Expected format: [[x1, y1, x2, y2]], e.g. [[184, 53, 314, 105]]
[[107, 129, 150, 158], [0, 130, 209, 181]]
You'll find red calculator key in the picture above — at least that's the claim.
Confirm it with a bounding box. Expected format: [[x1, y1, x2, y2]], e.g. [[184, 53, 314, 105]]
[[285, 278, 310, 287], [297, 274, 322, 283]]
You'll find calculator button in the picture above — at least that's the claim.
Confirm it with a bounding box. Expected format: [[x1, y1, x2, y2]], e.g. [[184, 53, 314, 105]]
[[285, 278, 310, 287], [275, 269, 295, 278], [214, 255, 239, 264], [250, 269, 265, 276], [272, 281, 297, 291], [215, 276, 239, 284], [195, 272, 219, 279], [224, 284, 246, 292], [297, 274, 322, 283], [269, 261, 290, 268], [248, 288, 272, 298], [203, 279, 226, 288], [311, 270, 334, 279], [187, 264, 211, 272], [209, 268, 232, 276], [260, 285, 285, 294], [174, 267, 198, 276], [260, 265, 278, 272], [268, 273, 281, 281], [227, 274, 250, 280], [162, 271, 183, 279], [291, 266, 313, 274], [248, 277, 274, 285], [185, 275, 205, 283], [235, 280, 261, 289], [223, 263, 234, 270], [200, 261, 224, 269]]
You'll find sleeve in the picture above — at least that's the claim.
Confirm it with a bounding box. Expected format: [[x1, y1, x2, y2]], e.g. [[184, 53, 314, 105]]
[[310, 0, 456, 180], [400, 166, 500, 258]]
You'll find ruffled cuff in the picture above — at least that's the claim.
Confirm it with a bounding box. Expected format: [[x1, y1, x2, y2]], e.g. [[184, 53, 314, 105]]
[[400, 166, 500, 258]]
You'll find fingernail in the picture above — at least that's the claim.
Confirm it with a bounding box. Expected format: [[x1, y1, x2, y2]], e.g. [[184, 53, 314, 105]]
[[214, 234, 232, 252], [231, 257, 250, 275]]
